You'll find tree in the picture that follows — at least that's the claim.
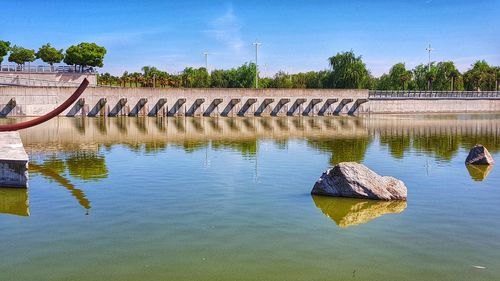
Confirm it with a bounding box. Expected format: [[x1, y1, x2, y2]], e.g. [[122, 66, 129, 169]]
[[181, 67, 210, 88], [0, 40, 10, 64], [434, 61, 462, 91], [8, 46, 36, 65], [328, 51, 370, 89], [64, 42, 106, 72], [36, 43, 64, 67], [426, 66, 437, 90], [494, 67, 500, 91], [271, 71, 293, 88], [412, 64, 429, 90], [463, 60, 496, 91], [210, 69, 229, 88]]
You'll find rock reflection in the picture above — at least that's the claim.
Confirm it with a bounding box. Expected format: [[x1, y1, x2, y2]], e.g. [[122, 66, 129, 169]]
[[312, 195, 406, 228], [0, 188, 29, 216], [466, 165, 494, 181]]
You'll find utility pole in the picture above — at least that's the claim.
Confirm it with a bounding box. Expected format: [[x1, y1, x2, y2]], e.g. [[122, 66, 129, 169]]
[[253, 41, 261, 89], [425, 44, 434, 71], [425, 44, 434, 91], [203, 52, 209, 72]]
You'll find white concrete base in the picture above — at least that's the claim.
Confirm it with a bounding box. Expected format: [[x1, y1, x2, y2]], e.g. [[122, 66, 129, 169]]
[[0, 132, 28, 188]]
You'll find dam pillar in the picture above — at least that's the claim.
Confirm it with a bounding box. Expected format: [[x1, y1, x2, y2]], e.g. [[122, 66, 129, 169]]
[[128, 98, 148, 117], [287, 98, 307, 116], [237, 98, 257, 116], [0, 132, 28, 188], [318, 98, 338, 116], [271, 98, 291, 116], [221, 99, 241, 117], [88, 98, 107, 117], [167, 98, 187, 116], [333, 99, 353, 115], [109, 98, 128, 117], [255, 98, 275, 116], [302, 99, 323, 116], [186, 98, 206, 116], [148, 98, 167, 117], [204, 98, 223, 117]]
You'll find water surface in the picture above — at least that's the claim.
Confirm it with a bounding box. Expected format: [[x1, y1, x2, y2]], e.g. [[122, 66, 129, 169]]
[[1, 115, 499, 281]]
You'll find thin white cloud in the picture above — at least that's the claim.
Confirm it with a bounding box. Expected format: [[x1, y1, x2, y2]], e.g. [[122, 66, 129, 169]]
[[204, 6, 244, 53], [89, 28, 172, 47]]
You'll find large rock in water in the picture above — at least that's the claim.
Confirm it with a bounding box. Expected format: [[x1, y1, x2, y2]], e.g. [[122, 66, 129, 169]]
[[311, 162, 407, 200], [465, 144, 495, 165]]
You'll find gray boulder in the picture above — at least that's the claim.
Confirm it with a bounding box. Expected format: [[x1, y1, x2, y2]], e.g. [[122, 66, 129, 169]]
[[465, 144, 495, 165], [311, 162, 407, 200]]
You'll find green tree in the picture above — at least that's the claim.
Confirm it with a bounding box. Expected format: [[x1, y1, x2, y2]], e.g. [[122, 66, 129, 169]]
[[0, 40, 10, 64], [181, 67, 210, 88], [64, 42, 106, 72], [434, 61, 462, 91], [210, 69, 228, 88], [36, 43, 64, 67], [271, 71, 293, 88], [412, 64, 429, 90], [328, 51, 370, 89], [425, 66, 437, 90], [8, 46, 36, 65], [494, 67, 500, 91], [464, 60, 496, 91]]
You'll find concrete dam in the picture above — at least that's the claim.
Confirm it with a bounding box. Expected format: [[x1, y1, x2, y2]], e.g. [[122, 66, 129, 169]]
[[0, 85, 499, 117]]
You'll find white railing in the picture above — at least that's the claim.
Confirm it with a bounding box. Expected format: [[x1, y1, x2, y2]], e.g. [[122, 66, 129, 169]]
[[369, 90, 500, 99], [0, 64, 96, 73]]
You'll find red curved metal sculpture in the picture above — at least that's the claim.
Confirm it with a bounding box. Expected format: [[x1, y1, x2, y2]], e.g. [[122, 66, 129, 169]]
[[0, 78, 89, 132]]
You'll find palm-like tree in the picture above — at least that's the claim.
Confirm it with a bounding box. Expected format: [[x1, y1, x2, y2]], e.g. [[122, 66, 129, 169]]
[[426, 68, 437, 91], [400, 70, 412, 91]]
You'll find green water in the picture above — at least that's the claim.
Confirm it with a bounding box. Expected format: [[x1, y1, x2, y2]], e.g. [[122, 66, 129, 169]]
[[0, 115, 499, 281]]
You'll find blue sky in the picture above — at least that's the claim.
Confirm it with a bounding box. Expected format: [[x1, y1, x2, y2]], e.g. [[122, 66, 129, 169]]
[[1, 0, 498, 76]]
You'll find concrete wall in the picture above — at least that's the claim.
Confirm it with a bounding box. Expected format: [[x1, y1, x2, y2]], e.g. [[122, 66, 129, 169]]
[[359, 98, 500, 114], [0, 86, 499, 117], [0, 72, 97, 85], [0, 86, 367, 117]]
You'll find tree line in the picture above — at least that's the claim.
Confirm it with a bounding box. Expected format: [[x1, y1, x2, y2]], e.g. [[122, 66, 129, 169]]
[[0, 40, 106, 72], [1, 40, 497, 91], [98, 51, 499, 91]]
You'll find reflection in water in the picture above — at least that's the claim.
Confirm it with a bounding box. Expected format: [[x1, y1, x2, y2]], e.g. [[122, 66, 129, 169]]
[[30, 163, 91, 211], [312, 195, 407, 228], [466, 164, 494, 181], [307, 137, 372, 164], [0, 188, 29, 216], [66, 152, 108, 181], [13, 115, 498, 164]]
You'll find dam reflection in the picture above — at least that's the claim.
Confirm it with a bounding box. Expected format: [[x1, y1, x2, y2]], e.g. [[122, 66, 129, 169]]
[[312, 195, 407, 228], [15, 115, 498, 163], [0, 188, 29, 216]]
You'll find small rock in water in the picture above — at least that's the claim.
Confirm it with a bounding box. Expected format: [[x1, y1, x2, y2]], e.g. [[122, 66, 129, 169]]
[[311, 162, 407, 200], [465, 144, 495, 165]]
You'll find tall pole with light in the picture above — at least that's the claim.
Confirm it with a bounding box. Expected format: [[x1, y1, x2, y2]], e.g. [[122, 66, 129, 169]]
[[203, 51, 209, 72], [253, 41, 261, 89], [425, 44, 433, 71], [425, 44, 434, 90]]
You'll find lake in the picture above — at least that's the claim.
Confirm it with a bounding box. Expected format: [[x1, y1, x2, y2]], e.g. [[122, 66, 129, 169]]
[[1, 114, 499, 281]]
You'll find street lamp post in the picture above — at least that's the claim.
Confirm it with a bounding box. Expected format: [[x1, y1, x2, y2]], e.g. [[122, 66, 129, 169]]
[[253, 41, 261, 89], [425, 44, 433, 71], [203, 52, 209, 72]]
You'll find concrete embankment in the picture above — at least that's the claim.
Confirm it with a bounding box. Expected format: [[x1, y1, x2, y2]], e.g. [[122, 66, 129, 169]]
[[0, 132, 28, 188], [0, 86, 499, 117]]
